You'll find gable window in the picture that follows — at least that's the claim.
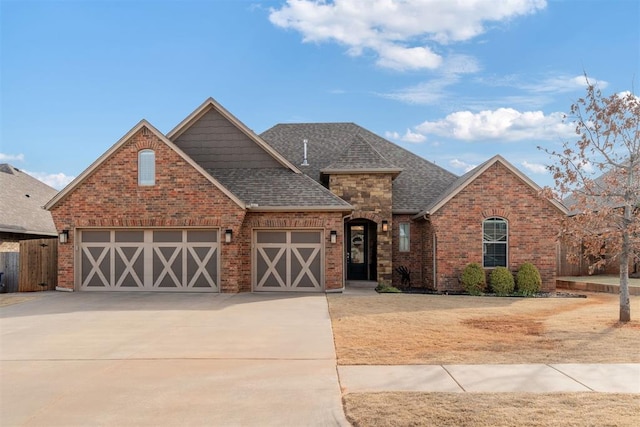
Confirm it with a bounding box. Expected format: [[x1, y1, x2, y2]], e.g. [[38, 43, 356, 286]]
[[138, 149, 155, 186], [483, 217, 507, 267], [399, 223, 410, 252]]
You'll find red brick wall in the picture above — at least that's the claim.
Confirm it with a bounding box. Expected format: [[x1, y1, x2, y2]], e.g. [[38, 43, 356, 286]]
[[50, 126, 346, 293], [50, 127, 246, 292], [391, 214, 425, 288], [430, 162, 563, 292]]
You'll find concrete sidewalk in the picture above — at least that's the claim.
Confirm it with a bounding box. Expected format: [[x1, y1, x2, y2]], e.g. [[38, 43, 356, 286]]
[[339, 363, 640, 393]]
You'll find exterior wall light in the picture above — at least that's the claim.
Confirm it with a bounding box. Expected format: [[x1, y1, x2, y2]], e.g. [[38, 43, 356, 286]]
[[381, 221, 389, 232], [225, 229, 233, 243], [59, 230, 69, 244], [330, 230, 337, 244]]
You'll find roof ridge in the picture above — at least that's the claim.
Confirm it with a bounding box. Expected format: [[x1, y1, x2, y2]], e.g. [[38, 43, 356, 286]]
[[322, 133, 401, 172]]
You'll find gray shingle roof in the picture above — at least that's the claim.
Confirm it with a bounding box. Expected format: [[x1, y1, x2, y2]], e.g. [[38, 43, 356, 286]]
[[0, 164, 58, 236], [322, 134, 401, 173], [260, 123, 458, 213], [208, 168, 352, 209]]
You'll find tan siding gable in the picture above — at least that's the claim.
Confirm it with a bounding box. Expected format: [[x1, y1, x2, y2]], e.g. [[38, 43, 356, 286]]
[[174, 108, 282, 169]]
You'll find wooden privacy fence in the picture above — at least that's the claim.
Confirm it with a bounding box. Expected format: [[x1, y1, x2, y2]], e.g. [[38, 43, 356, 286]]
[[18, 238, 58, 292], [0, 252, 19, 293]]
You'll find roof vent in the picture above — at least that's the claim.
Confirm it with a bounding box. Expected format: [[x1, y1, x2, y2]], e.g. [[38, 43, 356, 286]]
[[301, 139, 309, 166]]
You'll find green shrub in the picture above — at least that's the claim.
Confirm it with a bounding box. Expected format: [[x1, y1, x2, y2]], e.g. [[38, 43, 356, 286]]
[[461, 263, 486, 295], [516, 263, 542, 296], [489, 267, 515, 296], [375, 284, 402, 293]]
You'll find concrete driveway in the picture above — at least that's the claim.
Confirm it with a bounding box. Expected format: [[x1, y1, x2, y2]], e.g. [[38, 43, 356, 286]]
[[0, 292, 349, 426]]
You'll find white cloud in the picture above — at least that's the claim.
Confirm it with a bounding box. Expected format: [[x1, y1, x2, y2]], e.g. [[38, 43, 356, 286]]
[[525, 75, 609, 93], [450, 159, 477, 172], [415, 108, 575, 141], [0, 152, 25, 162], [382, 54, 480, 104], [385, 128, 428, 143], [269, 0, 546, 71], [384, 131, 401, 140], [24, 170, 75, 190], [521, 161, 547, 174], [400, 129, 427, 144]]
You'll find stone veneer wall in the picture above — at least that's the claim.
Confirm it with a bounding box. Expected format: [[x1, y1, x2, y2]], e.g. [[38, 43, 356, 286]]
[[429, 162, 563, 292], [328, 173, 394, 285]]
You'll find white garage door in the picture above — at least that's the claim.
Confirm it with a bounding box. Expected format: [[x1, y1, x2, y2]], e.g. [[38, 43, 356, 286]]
[[79, 229, 219, 291], [254, 230, 323, 292]]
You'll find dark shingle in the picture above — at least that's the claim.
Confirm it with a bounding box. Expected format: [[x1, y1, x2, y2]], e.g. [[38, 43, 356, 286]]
[[208, 168, 352, 208], [322, 134, 401, 172], [261, 123, 458, 213], [0, 164, 58, 236]]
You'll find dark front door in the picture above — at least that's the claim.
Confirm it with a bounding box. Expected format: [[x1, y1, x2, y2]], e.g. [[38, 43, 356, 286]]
[[347, 223, 368, 280]]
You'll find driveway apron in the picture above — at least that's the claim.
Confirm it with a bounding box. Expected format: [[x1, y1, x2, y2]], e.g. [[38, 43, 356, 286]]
[[0, 292, 349, 426]]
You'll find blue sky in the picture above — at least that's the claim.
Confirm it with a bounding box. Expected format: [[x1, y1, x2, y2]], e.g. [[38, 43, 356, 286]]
[[1, 0, 638, 190]]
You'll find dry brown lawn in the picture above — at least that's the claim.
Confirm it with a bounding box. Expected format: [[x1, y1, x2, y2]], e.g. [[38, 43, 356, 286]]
[[343, 392, 640, 427], [0, 293, 39, 307], [328, 292, 640, 364]]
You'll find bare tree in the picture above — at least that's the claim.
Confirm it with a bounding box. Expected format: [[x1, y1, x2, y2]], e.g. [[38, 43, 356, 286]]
[[542, 79, 639, 322]]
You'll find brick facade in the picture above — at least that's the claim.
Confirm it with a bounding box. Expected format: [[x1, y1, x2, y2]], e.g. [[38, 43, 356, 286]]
[[328, 173, 394, 285], [49, 126, 346, 293], [429, 162, 563, 292], [50, 128, 247, 292], [391, 214, 425, 288]]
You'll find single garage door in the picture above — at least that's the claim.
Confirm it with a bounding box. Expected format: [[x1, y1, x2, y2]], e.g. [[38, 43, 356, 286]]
[[79, 229, 219, 291], [254, 230, 323, 292]]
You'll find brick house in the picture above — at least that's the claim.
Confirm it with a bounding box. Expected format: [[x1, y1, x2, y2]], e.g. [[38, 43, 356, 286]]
[[46, 98, 567, 293]]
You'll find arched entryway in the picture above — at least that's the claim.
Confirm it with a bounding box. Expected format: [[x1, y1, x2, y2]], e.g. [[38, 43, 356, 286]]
[[345, 219, 377, 281]]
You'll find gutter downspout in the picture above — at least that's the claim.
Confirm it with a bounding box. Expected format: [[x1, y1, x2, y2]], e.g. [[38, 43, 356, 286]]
[[424, 213, 437, 291]]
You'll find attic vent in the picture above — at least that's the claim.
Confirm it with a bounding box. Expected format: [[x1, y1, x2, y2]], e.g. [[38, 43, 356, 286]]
[[142, 127, 150, 136], [301, 139, 309, 166]]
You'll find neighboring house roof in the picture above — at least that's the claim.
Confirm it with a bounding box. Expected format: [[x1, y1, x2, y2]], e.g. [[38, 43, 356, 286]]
[[563, 163, 640, 215], [414, 155, 569, 218], [260, 123, 458, 213], [0, 164, 57, 236], [209, 168, 352, 211], [44, 120, 246, 210]]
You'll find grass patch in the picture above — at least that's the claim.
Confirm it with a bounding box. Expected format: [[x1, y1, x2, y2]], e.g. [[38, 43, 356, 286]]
[[375, 284, 402, 293], [328, 291, 640, 364], [343, 392, 640, 427], [0, 294, 39, 307]]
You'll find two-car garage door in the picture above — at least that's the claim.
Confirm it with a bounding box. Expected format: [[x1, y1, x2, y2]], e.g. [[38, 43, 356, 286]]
[[79, 229, 219, 291]]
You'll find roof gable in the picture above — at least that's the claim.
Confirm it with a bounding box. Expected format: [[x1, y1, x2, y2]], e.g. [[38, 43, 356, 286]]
[[415, 155, 568, 217], [0, 164, 57, 236], [167, 98, 300, 172], [45, 120, 245, 210]]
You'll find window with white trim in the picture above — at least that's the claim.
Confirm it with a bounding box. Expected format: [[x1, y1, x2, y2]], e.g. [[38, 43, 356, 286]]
[[483, 217, 507, 267], [399, 223, 410, 252], [138, 149, 155, 186]]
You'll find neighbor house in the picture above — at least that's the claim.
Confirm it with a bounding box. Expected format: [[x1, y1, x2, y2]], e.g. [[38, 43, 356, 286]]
[[1, 163, 58, 249], [46, 98, 568, 293]]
